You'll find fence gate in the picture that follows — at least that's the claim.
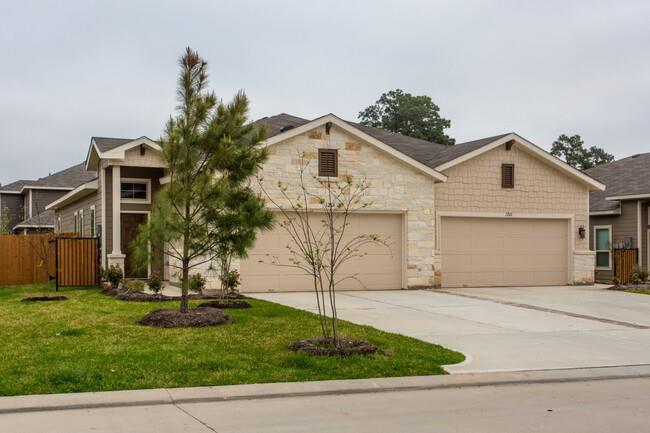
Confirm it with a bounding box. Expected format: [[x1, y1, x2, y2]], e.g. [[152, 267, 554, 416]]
[[613, 249, 638, 284], [55, 237, 100, 289]]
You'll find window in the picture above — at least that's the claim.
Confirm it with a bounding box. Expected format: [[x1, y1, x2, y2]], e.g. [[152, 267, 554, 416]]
[[120, 179, 150, 202], [89, 205, 96, 238], [79, 209, 84, 236], [318, 149, 338, 177], [502, 163, 515, 188], [594, 225, 612, 270], [73, 211, 78, 234]]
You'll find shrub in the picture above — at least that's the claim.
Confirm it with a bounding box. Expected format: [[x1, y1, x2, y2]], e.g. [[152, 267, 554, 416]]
[[612, 277, 620, 286], [189, 273, 206, 293], [123, 279, 145, 293], [102, 266, 123, 289], [221, 269, 241, 295], [629, 266, 649, 284], [148, 274, 164, 294]]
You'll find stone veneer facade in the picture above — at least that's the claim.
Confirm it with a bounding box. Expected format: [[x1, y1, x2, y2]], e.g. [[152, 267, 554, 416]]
[[249, 124, 439, 288], [433, 142, 595, 286]]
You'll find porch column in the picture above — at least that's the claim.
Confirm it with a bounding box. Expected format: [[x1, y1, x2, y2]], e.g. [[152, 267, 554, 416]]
[[107, 165, 125, 271], [112, 165, 121, 254]]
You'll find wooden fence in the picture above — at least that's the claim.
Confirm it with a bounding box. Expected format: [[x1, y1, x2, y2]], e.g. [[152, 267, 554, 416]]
[[55, 237, 100, 288], [0, 234, 55, 285], [613, 249, 638, 284]]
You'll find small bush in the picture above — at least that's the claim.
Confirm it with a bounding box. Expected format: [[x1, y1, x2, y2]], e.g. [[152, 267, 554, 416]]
[[612, 277, 620, 286], [221, 269, 241, 295], [148, 274, 164, 294], [102, 266, 123, 289], [189, 273, 206, 293], [629, 266, 649, 284], [123, 279, 145, 292]]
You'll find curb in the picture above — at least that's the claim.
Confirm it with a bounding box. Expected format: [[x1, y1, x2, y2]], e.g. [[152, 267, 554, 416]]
[[2, 364, 650, 414]]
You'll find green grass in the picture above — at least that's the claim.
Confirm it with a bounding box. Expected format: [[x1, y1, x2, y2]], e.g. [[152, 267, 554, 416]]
[[624, 289, 650, 295], [0, 285, 463, 396]]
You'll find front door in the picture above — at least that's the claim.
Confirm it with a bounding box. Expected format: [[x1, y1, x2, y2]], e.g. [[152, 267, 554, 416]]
[[121, 213, 147, 279]]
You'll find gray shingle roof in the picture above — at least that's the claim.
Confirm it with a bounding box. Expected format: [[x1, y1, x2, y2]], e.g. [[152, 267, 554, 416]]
[[584, 152, 650, 212], [0, 179, 35, 192], [254, 113, 508, 171], [27, 162, 97, 189], [93, 136, 135, 152], [13, 209, 55, 229]]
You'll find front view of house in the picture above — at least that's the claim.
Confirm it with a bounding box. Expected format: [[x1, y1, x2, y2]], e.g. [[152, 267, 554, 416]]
[[47, 113, 604, 291]]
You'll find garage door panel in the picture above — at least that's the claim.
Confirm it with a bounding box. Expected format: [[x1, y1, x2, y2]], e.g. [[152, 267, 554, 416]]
[[241, 213, 403, 292], [442, 217, 568, 288]]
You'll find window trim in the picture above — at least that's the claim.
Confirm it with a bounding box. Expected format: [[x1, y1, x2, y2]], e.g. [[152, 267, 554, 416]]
[[501, 163, 515, 188], [73, 211, 78, 234], [120, 178, 151, 204], [318, 149, 338, 177], [594, 225, 612, 270], [79, 208, 84, 236], [89, 205, 96, 238]]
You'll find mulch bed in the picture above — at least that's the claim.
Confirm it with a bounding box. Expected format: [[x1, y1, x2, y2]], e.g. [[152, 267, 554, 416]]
[[138, 307, 231, 328], [102, 286, 247, 302], [197, 299, 252, 309], [609, 284, 650, 291], [21, 296, 68, 302], [289, 337, 378, 357]]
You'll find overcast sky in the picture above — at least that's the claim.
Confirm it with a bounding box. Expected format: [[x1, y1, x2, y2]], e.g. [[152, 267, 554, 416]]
[[1, 0, 648, 184]]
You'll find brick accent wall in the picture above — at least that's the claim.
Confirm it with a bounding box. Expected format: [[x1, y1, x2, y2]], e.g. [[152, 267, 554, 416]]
[[434, 142, 594, 285]]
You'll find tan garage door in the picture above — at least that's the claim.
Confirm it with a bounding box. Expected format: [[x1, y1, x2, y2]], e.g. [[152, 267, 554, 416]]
[[441, 217, 568, 288], [240, 213, 403, 292]]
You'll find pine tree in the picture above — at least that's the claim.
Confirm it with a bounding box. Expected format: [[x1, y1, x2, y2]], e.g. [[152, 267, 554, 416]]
[[135, 47, 273, 313]]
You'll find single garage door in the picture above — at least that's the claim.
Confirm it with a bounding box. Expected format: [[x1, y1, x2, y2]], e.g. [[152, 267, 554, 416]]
[[240, 213, 403, 292], [441, 217, 568, 288]]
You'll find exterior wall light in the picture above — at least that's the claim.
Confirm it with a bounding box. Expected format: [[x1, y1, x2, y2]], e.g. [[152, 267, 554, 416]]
[[578, 225, 586, 239]]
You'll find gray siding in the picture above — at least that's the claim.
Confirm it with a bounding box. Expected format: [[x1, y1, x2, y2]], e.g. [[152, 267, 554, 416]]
[[31, 189, 68, 215], [590, 200, 642, 281], [56, 193, 100, 236], [0, 193, 25, 230], [642, 201, 649, 271]]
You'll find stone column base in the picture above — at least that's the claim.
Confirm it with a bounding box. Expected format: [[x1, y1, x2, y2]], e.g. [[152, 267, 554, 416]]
[[107, 253, 126, 271]]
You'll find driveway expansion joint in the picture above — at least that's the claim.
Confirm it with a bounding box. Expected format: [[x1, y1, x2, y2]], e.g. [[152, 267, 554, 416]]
[[437, 290, 650, 330]]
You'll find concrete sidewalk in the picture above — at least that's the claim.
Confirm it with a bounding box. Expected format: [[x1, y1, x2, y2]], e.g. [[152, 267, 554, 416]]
[[3, 364, 650, 415]]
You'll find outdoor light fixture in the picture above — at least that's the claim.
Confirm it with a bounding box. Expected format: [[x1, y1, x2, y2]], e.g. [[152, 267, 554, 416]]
[[140, 143, 146, 156], [578, 225, 586, 239]]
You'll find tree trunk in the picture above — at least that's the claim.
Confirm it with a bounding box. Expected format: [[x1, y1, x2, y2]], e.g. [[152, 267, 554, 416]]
[[180, 262, 189, 313]]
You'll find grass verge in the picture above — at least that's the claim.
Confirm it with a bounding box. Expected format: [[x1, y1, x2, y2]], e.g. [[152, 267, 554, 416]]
[[0, 285, 463, 396]]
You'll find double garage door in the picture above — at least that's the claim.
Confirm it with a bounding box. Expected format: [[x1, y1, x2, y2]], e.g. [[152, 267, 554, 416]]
[[441, 217, 569, 288], [240, 213, 403, 292]]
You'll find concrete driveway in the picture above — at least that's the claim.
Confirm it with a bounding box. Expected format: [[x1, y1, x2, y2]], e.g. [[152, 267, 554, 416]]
[[252, 286, 650, 373]]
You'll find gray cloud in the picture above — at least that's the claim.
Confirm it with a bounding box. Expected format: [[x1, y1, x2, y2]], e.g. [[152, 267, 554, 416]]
[[1, 0, 648, 184]]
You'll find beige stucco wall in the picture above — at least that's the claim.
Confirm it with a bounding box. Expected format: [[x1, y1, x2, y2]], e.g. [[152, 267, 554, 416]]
[[245, 124, 438, 288], [434, 142, 594, 285]]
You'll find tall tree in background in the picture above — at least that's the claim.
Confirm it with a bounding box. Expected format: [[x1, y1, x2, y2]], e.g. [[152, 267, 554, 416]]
[[358, 89, 455, 145], [550, 134, 614, 170], [134, 47, 273, 313]]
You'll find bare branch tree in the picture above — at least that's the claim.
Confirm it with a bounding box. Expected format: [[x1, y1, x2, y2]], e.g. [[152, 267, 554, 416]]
[[259, 153, 390, 347]]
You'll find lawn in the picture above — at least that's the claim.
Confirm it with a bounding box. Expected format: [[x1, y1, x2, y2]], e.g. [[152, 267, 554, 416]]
[[0, 285, 464, 396]]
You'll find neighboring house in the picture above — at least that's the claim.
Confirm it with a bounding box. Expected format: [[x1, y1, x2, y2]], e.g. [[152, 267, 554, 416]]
[[0, 163, 96, 234], [585, 153, 650, 282], [46, 114, 604, 290]]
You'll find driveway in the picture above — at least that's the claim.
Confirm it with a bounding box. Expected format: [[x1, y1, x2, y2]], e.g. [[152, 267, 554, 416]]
[[252, 286, 650, 373]]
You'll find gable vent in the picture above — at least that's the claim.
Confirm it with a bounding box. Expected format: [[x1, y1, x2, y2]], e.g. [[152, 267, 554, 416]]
[[318, 149, 338, 177], [502, 163, 515, 188]]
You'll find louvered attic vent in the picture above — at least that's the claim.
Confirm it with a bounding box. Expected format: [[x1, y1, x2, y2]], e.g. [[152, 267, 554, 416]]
[[502, 163, 515, 188], [318, 149, 338, 177]]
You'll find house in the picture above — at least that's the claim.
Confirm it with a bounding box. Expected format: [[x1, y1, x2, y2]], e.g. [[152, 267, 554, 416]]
[[585, 153, 650, 282], [0, 163, 96, 234], [46, 114, 605, 291]]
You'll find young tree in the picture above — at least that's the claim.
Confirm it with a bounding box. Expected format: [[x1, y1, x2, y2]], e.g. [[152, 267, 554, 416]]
[[359, 89, 455, 145], [134, 47, 273, 313], [259, 155, 389, 347], [550, 134, 614, 170]]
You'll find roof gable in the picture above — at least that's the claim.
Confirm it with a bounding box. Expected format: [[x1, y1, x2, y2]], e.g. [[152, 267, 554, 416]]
[[86, 136, 161, 170], [260, 114, 447, 182]]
